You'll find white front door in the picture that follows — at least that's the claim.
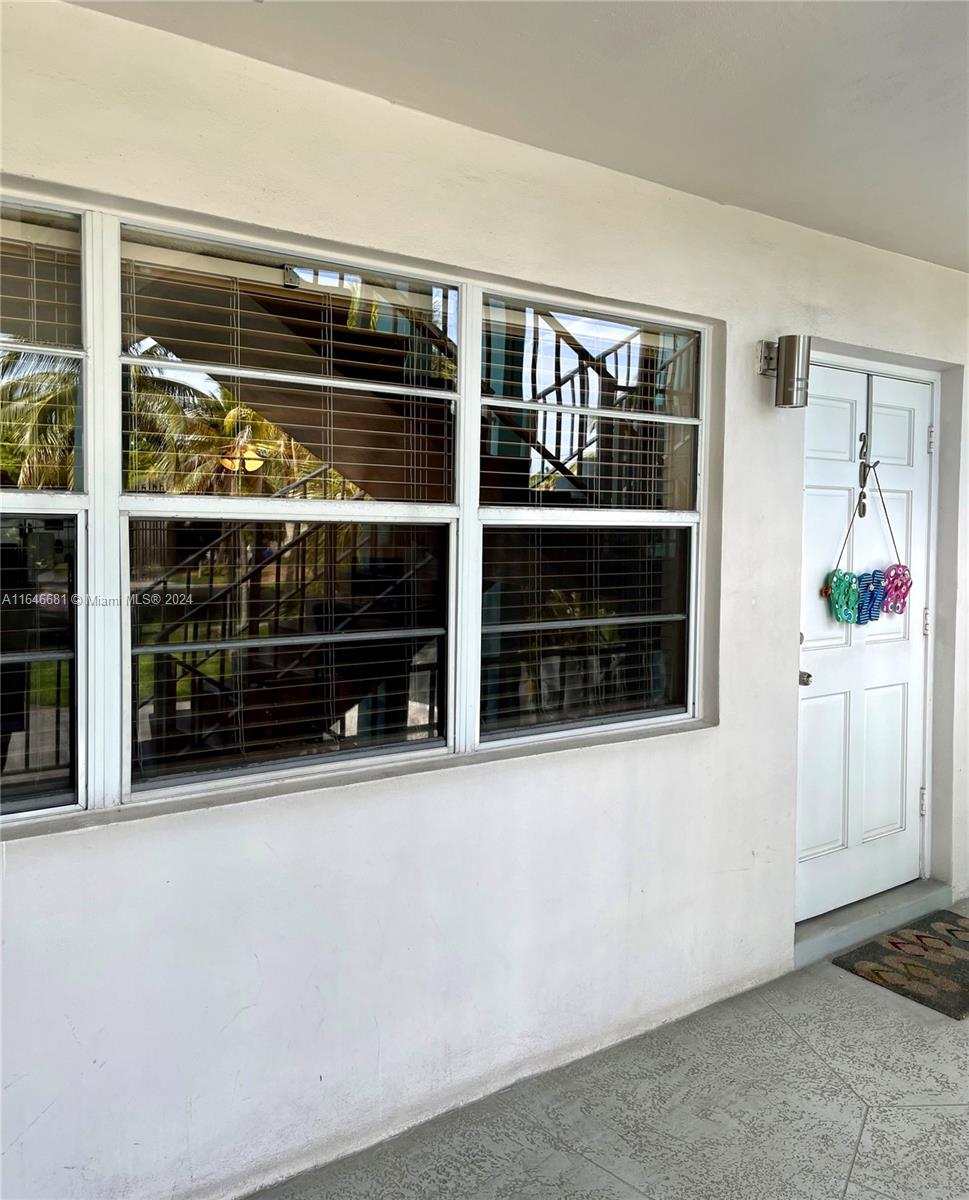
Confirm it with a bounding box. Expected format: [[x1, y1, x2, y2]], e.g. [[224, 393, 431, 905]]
[[796, 362, 933, 922]]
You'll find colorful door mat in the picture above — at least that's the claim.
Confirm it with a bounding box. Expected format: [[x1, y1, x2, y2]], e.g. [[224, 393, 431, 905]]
[[833, 909, 969, 1019]]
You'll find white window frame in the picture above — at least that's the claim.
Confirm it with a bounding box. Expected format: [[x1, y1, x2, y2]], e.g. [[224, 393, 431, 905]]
[[1, 188, 712, 823]]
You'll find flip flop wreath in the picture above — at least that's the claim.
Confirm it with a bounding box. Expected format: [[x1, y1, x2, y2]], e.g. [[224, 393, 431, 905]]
[[821, 460, 911, 624]]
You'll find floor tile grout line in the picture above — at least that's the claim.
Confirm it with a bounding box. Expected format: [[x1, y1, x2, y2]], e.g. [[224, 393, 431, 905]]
[[844, 1179, 898, 1200], [841, 1106, 869, 1200], [757, 993, 873, 1107], [565, 1146, 660, 1200], [884, 1101, 969, 1108], [502, 998, 885, 1198], [505, 1076, 812, 1198], [498, 1094, 660, 1200], [497, 1070, 784, 1198]]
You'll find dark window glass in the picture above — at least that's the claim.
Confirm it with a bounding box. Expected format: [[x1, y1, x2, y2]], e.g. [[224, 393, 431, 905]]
[[481, 527, 689, 735], [0, 515, 77, 812], [1, 351, 82, 490], [123, 365, 451, 502], [1, 207, 82, 350], [130, 520, 447, 782], [482, 296, 698, 417], [481, 406, 696, 509], [122, 248, 458, 390]]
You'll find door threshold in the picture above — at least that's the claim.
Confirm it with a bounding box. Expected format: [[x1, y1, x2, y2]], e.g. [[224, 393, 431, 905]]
[[794, 878, 953, 969]]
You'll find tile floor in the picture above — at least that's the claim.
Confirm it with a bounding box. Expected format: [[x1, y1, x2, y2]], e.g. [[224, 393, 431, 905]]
[[254, 899, 969, 1200]]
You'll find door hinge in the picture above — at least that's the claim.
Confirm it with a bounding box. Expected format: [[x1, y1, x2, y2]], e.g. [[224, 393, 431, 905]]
[[919, 787, 928, 817], [923, 607, 930, 637], [927, 424, 936, 454]]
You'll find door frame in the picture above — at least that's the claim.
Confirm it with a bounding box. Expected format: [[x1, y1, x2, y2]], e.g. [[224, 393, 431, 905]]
[[800, 349, 942, 903]]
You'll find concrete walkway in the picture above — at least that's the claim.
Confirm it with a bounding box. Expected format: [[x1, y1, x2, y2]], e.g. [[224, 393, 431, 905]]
[[254, 899, 969, 1200]]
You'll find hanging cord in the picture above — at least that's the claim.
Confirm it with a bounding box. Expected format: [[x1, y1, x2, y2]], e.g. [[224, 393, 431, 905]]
[[870, 462, 903, 564], [831, 460, 902, 575], [833, 488, 865, 572]]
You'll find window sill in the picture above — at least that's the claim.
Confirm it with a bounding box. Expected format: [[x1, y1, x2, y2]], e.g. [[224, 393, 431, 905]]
[[0, 714, 717, 841]]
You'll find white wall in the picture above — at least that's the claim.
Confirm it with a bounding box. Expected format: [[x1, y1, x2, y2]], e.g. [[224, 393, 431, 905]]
[[1, 5, 967, 1199]]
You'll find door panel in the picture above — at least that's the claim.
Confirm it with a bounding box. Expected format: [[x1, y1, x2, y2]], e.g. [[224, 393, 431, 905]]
[[796, 365, 931, 921], [801, 487, 854, 650], [862, 683, 907, 839], [797, 691, 850, 858]]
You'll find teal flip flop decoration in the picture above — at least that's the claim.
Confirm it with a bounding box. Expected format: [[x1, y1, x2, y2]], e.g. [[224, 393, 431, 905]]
[[825, 569, 859, 624]]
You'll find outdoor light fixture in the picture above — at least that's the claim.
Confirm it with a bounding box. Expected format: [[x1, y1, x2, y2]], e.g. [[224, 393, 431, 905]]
[[758, 335, 813, 408]]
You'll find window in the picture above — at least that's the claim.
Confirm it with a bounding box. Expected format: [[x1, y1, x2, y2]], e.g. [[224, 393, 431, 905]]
[[481, 527, 690, 734], [1, 206, 83, 490], [116, 230, 458, 788], [1, 205, 85, 814], [120, 235, 457, 502], [0, 515, 78, 813], [479, 296, 699, 736], [0, 202, 705, 817], [130, 519, 447, 781]]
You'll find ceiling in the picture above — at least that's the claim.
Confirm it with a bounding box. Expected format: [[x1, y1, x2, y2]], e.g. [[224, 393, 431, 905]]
[[80, 1, 969, 271]]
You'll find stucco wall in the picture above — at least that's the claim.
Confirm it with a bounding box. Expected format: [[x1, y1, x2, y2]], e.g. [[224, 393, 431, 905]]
[[1, 5, 967, 1199]]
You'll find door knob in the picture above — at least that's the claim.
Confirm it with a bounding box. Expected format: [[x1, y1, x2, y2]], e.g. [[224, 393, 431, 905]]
[[799, 670, 813, 687]]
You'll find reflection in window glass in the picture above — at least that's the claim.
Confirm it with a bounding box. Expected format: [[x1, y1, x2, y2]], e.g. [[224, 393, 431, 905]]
[[482, 296, 698, 417], [120, 234, 459, 501], [0, 515, 77, 813], [1, 206, 82, 350], [1, 351, 82, 490], [129, 520, 447, 782], [123, 364, 452, 502], [481, 527, 689, 735], [481, 405, 696, 509], [1, 205, 84, 492], [122, 243, 458, 389]]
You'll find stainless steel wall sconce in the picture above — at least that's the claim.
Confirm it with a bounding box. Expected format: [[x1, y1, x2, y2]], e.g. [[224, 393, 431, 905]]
[[758, 335, 813, 408]]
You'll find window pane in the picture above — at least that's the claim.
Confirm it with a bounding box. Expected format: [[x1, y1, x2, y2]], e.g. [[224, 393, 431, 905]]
[[482, 527, 689, 624], [122, 236, 458, 390], [1, 206, 82, 350], [123, 366, 452, 502], [481, 527, 689, 735], [0, 515, 77, 812], [481, 406, 696, 509], [481, 622, 687, 735], [130, 520, 447, 782], [1, 350, 82, 490], [483, 295, 698, 417]]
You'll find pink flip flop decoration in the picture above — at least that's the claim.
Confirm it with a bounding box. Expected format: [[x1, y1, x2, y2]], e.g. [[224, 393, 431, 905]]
[[882, 564, 913, 614]]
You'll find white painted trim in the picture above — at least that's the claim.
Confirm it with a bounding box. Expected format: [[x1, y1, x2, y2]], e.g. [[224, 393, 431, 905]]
[[482, 396, 700, 428], [920, 373, 941, 878], [0, 340, 86, 359], [454, 284, 483, 754], [478, 508, 700, 527], [119, 355, 458, 402], [83, 210, 124, 808], [0, 491, 90, 513], [118, 494, 461, 523]]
